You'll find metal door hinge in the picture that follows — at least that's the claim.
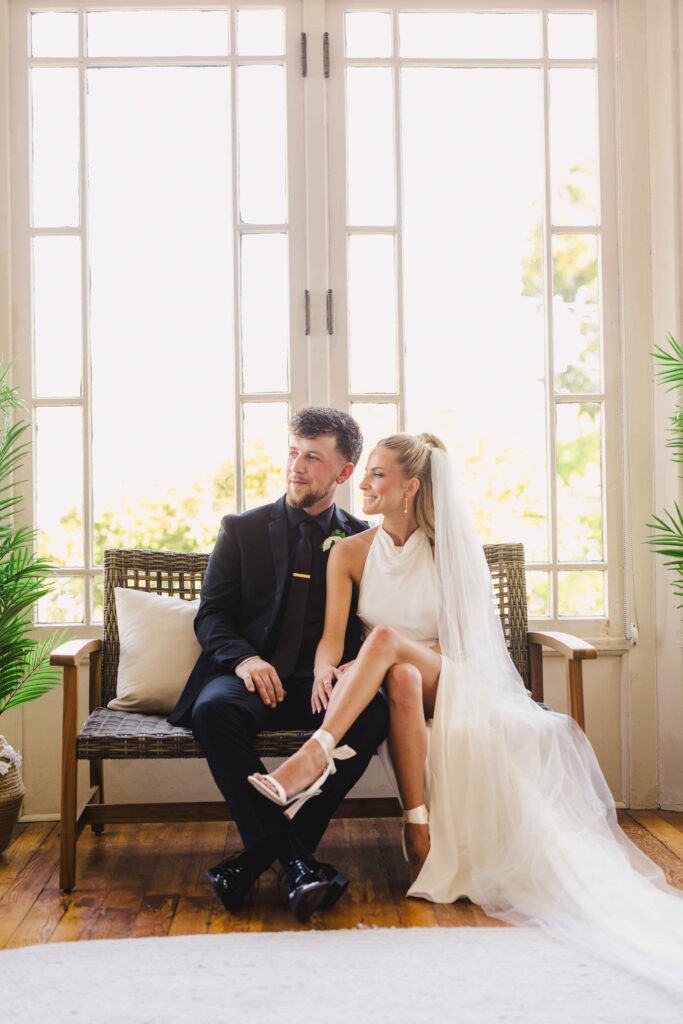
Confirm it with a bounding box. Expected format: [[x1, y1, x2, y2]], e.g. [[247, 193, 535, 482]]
[[301, 32, 307, 77], [323, 32, 330, 78], [326, 289, 334, 335], [304, 289, 311, 335]]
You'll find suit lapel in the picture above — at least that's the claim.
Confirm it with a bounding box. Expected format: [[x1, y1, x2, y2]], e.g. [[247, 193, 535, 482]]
[[268, 496, 290, 614]]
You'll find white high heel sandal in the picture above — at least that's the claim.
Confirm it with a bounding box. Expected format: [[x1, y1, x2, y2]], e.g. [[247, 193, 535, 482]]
[[248, 728, 356, 820], [401, 804, 430, 862]]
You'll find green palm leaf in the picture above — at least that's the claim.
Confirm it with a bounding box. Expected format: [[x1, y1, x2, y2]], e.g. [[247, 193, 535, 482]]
[[0, 359, 67, 720]]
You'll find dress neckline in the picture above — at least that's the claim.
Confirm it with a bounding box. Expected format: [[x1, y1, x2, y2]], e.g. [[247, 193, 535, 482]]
[[377, 523, 425, 553]]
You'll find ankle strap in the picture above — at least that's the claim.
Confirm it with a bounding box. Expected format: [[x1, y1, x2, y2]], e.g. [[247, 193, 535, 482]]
[[312, 729, 356, 762], [403, 804, 429, 825]]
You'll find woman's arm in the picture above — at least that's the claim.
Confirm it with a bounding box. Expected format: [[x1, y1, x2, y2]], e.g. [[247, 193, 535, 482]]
[[312, 540, 356, 712], [316, 540, 355, 668]]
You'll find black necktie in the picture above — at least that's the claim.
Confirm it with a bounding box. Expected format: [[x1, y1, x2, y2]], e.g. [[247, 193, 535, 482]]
[[271, 519, 317, 680]]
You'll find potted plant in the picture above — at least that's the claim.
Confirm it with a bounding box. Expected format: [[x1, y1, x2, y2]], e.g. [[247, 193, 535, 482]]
[[647, 333, 683, 602], [0, 361, 66, 852]]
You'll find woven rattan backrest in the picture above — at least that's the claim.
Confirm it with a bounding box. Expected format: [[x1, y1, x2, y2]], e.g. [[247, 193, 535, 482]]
[[102, 549, 209, 706], [483, 542, 529, 685], [102, 542, 529, 706]]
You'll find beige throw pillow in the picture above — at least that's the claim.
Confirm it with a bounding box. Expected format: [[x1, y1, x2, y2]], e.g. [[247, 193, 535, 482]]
[[107, 586, 201, 715]]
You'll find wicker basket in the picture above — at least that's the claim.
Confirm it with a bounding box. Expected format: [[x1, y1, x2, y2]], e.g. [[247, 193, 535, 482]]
[[0, 738, 25, 854]]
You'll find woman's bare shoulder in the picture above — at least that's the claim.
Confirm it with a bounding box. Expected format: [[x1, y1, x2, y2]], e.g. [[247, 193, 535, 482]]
[[330, 527, 377, 570], [345, 526, 378, 550]]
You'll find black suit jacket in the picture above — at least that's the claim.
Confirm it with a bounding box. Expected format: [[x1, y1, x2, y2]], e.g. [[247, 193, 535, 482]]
[[168, 495, 369, 727]]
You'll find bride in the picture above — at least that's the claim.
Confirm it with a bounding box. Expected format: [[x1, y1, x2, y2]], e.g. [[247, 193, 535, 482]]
[[249, 432, 683, 993]]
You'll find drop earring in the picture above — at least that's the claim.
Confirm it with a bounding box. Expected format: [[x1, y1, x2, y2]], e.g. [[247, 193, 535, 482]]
[[403, 496, 408, 514]]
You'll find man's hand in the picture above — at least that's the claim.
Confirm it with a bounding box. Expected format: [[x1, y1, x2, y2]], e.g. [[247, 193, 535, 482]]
[[311, 665, 340, 714], [235, 657, 285, 707]]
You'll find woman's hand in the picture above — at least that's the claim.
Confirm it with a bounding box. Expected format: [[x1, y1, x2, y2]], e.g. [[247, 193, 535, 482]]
[[311, 664, 341, 714]]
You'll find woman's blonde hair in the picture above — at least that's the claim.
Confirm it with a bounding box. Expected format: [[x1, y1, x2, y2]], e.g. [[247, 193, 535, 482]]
[[375, 432, 447, 542]]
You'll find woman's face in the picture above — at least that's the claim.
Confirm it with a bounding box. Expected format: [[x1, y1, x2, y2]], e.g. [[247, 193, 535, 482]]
[[359, 446, 414, 516]]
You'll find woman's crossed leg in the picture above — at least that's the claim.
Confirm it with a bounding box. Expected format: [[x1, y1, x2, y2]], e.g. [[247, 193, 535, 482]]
[[251, 625, 441, 877]]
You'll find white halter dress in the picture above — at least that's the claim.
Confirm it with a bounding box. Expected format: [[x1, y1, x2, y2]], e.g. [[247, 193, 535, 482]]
[[357, 523, 468, 900], [355, 524, 683, 998]]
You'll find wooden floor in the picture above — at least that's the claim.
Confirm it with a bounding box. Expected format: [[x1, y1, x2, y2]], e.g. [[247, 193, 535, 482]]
[[1, 811, 682, 948]]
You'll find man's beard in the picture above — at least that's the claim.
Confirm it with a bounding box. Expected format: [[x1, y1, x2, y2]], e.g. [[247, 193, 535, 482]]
[[286, 480, 334, 509]]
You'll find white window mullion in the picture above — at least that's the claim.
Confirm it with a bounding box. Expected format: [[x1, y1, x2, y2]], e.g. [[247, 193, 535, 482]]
[[541, 11, 558, 620], [284, 0, 308, 412], [78, 10, 93, 623], [230, 7, 243, 513], [392, 6, 406, 433], [326, 6, 349, 420]]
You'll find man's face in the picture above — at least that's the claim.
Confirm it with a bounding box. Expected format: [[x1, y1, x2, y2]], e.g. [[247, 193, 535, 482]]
[[286, 434, 347, 510]]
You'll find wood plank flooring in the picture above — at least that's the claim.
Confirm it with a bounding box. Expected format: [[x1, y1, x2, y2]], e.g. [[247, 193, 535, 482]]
[[1, 811, 681, 947]]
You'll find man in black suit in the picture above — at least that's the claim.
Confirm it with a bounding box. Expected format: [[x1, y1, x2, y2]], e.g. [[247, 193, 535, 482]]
[[168, 407, 389, 921]]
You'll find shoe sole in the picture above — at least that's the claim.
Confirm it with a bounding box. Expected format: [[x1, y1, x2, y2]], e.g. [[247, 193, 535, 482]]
[[320, 871, 349, 911], [288, 879, 333, 923]]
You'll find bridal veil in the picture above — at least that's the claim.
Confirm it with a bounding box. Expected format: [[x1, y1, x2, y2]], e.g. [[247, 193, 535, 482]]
[[410, 447, 683, 994]]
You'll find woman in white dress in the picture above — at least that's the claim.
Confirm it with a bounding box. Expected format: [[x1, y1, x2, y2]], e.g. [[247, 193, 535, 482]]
[[250, 433, 683, 994]]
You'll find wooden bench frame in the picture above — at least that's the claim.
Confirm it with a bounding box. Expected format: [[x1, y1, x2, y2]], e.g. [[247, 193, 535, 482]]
[[51, 545, 596, 891]]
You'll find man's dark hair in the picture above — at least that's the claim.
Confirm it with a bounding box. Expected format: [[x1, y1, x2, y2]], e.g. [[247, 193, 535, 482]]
[[289, 407, 363, 466]]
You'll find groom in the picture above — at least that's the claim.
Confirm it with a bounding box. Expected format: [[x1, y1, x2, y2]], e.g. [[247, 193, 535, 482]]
[[168, 407, 389, 921]]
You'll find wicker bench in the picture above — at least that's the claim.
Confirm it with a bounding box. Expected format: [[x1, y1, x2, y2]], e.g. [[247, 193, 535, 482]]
[[51, 544, 597, 890]]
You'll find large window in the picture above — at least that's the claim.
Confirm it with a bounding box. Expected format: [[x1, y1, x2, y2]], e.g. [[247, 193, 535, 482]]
[[9, 0, 620, 633]]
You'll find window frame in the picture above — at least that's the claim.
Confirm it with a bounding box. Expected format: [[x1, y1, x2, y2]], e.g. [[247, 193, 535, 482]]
[[7, 0, 624, 638], [326, 0, 623, 638]]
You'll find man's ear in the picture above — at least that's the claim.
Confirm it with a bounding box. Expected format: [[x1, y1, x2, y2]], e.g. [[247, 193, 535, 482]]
[[336, 462, 355, 485]]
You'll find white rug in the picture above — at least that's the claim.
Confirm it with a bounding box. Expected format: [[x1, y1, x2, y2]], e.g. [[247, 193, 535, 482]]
[[0, 927, 680, 1023]]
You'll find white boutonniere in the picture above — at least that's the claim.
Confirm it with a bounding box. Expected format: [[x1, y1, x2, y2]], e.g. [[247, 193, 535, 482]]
[[321, 529, 347, 552]]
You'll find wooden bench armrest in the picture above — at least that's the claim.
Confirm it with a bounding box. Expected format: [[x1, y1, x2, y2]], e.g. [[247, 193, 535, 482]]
[[528, 632, 597, 731], [528, 631, 597, 661], [50, 638, 102, 667]]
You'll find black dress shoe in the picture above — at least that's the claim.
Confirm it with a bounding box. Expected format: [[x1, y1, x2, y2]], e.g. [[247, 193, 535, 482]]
[[205, 850, 260, 913], [316, 860, 349, 910], [279, 857, 333, 923]]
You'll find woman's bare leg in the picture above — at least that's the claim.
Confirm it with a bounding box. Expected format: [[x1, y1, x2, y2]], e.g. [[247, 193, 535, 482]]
[[385, 663, 430, 884], [251, 626, 440, 799]]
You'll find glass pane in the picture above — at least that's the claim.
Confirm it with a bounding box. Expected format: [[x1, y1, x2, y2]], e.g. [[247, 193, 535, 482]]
[[553, 234, 600, 394], [558, 571, 605, 617], [87, 11, 229, 57], [345, 12, 392, 57], [237, 9, 284, 56], [241, 234, 289, 392], [36, 577, 85, 625], [33, 236, 82, 398], [548, 13, 596, 60], [92, 576, 104, 624], [526, 570, 550, 618], [348, 234, 398, 394], [243, 402, 288, 511], [549, 69, 599, 226], [556, 403, 603, 561], [401, 68, 549, 561], [399, 12, 541, 59], [238, 65, 287, 224], [31, 12, 78, 57], [36, 407, 83, 567], [87, 67, 235, 563], [347, 68, 395, 227], [30, 68, 79, 228], [350, 402, 398, 518]]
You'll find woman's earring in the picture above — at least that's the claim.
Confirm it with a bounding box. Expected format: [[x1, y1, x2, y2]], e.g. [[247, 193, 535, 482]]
[[403, 496, 408, 514]]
